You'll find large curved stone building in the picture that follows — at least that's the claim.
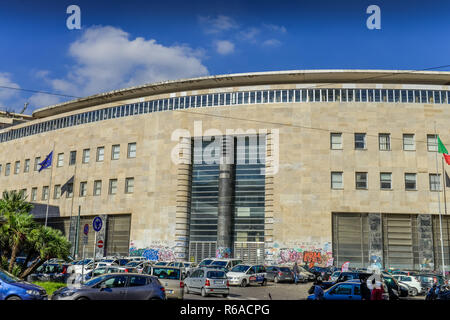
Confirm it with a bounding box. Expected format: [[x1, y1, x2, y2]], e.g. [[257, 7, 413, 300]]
[[2, 70, 450, 271]]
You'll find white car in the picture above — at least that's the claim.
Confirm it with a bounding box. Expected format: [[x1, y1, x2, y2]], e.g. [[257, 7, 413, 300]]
[[226, 264, 267, 287], [67, 259, 94, 274], [393, 275, 423, 296]]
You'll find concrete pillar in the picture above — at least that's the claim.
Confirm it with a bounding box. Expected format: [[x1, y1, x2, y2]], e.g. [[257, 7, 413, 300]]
[[216, 136, 234, 258], [417, 214, 434, 271], [368, 213, 383, 270]]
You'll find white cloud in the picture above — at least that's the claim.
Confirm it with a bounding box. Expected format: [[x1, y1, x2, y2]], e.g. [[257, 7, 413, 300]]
[[215, 40, 235, 55], [239, 27, 261, 43], [0, 73, 21, 110], [262, 39, 282, 47], [43, 25, 209, 98], [28, 93, 63, 108], [263, 24, 287, 33], [198, 15, 238, 34]]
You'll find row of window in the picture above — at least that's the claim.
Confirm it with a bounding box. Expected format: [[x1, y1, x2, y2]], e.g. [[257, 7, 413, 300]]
[[1, 88, 450, 144], [330, 171, 442, 191], [1, 143, 136, 176], [15, 177, 135, 201], [331, 133, 441, 152]]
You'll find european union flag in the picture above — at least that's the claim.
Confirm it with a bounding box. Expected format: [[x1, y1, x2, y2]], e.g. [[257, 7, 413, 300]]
[[38, 151, 53, 172]]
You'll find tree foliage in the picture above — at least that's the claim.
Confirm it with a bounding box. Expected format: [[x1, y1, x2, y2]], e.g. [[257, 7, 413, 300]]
[[0, 190, 71, 279]]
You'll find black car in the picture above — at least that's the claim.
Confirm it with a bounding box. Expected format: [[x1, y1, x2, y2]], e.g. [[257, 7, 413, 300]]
[[27, 263, 70, 283], [307, 266, 332, 281], [321, 272, 370, 289], [417, 273, 445, 291]]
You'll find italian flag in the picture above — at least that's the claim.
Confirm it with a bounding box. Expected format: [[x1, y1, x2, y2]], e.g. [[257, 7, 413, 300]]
[[438, 136, 450, 165]]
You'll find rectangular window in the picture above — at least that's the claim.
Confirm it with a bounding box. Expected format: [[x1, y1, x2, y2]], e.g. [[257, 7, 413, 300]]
[[66, 183, 73, 198], [405, 173, 417, 190], [427, 134, 438, 152], [127, 142, 136, 158], [5, 163, 10, 176], [429, 174, 441, 191], [79, 181, 87, 197], [14, 161, 20, 174], [109, 179, 118, 195], [331, 172, 343, 189], [23, 159, 29, 173], [69, 150, 76, 165], [355, 172, 368, 189], [330, 133, 343, 150], [93, 180, 102, 196], [82, 149, 90, 163], [379, 133, 391, 151], [54, 185, 61, 199], [57, 153, 64, 167], [31, 187, 37, 201], [380, 172, 392, 190], [354, 133, 366, 150], [111, 144, 120, 160], [34, 157, 41, 171], [403, 134, 415, 151], [125, 177, 134, 194], [97, 147, 105, 162], [42, 186, 49, 200]]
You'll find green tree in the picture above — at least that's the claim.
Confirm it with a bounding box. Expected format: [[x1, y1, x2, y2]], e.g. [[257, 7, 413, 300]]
[[0, 191, 35, 272], [20, 226, 71, 279]]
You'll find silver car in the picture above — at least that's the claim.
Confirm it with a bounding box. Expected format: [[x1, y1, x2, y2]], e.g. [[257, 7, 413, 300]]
[[184, 268, 229, 298], [51, 273, 166, 300]]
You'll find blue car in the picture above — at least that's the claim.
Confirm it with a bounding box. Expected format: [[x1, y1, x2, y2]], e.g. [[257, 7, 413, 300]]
[[0, 268, 48, 300], [307, 280, 362, 300]]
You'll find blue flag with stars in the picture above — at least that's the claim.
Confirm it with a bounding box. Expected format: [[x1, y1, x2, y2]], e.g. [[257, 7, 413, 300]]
[[38, 151, 53, 172]]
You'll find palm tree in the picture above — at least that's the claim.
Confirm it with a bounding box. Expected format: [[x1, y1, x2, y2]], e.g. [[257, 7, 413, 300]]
[[20, 226, 71, 279]]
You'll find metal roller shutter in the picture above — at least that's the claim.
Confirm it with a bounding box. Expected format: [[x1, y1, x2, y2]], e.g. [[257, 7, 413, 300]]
[[383, 214, 416, 270], [105, 214, 131, 257], [332, 213, 369, 268]]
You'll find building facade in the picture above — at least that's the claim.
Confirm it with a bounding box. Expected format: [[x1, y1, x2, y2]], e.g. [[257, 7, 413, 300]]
[[1, 70, 450, 271]]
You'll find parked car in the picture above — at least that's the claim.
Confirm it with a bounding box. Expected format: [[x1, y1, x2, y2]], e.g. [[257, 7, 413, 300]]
[[417, 273, 445, 291], [397, 281, 410, 298], [321, 272, 367, 289], [51, 273, 165, 300], [198, 258, 215, 267], [265, 266, 295, 283], [67, 259, 94, 273], [307, 280, 389, 301], [83, 266, 125, 281], [393, 275, 424, 296], [184, 268, 229, 297], [307, 266, 332, 280], [153, 261, 170, 267], [166, 261, 196, 278], [208, 259, 243, 270], [27, 263, 70, 283], [148, 266, 184, 299], [227, 264, 267, 287], [0, 268, 48, 300], [298, 266, 315, 281]]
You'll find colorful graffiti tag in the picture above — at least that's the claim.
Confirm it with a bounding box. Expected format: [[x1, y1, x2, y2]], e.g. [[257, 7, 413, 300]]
[[266, 242, 333, 267], [129, 246, 176, 261], [216, 247, 232, 259]]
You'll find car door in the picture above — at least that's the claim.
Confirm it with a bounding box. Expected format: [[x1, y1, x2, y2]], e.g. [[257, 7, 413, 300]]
[[125, 275, 152, 300], [92, 275, 128, 300], [328, 283, 354, 300], [247, 266, 257, 283]]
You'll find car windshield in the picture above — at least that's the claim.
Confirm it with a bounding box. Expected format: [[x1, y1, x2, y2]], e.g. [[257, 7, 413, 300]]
[[0, 269, 20, 283], [199, 259, 214, 266], [102, 259, 114, 263], [152, 268, 180, 280], [231, 265, 250, 273], [126, 261, 139, 267], [211, 261, 227, 267], [280, 267, 291, 272], [332, 272, 340, 276], [207, 271, 227, 279], [85, 274, 110, 287]]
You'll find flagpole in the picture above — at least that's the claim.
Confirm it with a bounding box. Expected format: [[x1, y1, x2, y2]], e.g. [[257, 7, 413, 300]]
[[44, 142, 55, 227], [443, 157, 448, 216], [434, 124, 446, 279]]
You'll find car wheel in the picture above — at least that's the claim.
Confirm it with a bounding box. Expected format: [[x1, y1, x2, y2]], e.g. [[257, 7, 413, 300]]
[[274, 276, 279, 283], [240, 279, 247, 287], [261, 279, 267, 286], [222, 294, 228, 298], [6, 295, 21, 300], [410, 287, 418, 296], [76, 297, 89, 301], [201, 287, 208, 297], [184, 285, 190, 294]]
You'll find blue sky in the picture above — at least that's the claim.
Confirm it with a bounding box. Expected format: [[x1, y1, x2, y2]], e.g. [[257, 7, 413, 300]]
[[0, 0, 449, 113]]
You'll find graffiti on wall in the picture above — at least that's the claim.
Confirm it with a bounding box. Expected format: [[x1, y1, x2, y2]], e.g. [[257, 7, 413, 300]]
[[265, 241, 333, 267], [216, 247, 231, 259], [129, 245, 176, 261]]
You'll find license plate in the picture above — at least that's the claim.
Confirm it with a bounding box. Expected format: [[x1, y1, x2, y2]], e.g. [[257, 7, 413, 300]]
[[214, 280, 224, 284]]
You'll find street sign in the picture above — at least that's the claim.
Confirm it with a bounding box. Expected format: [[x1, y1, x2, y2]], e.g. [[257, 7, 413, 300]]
[[93, 216, 103, 232], [83, 235, 88, 245], [97, 239, 104, 248], [83, 224, 89, 235]]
